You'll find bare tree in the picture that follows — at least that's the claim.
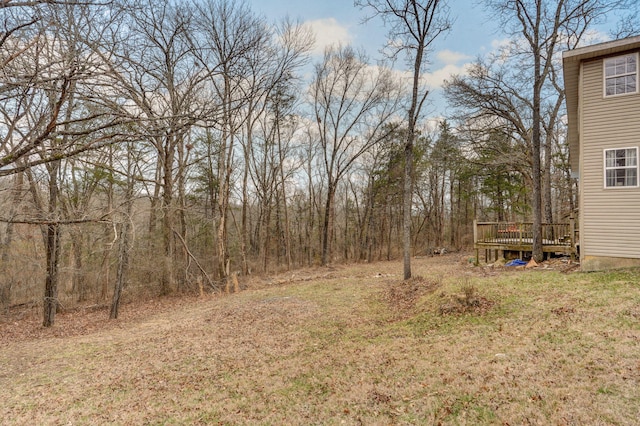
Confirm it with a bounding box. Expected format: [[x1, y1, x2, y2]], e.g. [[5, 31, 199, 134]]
[[447, 0, 637, 261], [98, 0, 213, 293], [0, 1, 130, 326], [0, 1, 129, 178], [191, 0, 273, 281], [311, 45, 402, 266], [235, 18, 312, 274], [110, 141, 137, 319], [356, 0, 451, 279]]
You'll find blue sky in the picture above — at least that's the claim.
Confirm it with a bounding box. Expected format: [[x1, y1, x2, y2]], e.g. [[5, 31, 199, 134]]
[[246, 0, 613, 120], [247, 0, 498, 56], [246, 0, 499, 118]]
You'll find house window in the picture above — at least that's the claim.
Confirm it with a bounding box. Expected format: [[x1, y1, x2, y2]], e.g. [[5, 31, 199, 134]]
[[604, 53, 638, 96], [604, 148, 638, 187]]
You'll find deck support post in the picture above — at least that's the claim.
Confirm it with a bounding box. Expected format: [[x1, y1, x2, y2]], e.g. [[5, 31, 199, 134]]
[[569, 213, 576, 261], [473, 219, 479, 265]]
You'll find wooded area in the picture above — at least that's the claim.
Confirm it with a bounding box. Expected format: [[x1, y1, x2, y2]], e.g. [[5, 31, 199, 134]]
[[0, 0, 636, 326]]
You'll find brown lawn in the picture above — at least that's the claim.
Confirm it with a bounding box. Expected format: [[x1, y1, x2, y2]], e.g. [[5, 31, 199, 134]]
[[1, 254, 639, 425]]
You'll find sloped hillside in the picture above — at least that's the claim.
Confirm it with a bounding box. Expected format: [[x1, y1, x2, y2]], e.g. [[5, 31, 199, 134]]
[[1, 255, 639, 425]]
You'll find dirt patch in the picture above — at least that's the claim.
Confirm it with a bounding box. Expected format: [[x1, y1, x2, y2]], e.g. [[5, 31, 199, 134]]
[[551, 305, 576, 316], [245, 265, 344, 289], [382, 276, 441, 316], [438, 285, 496, 315], [0, 295, 202, 344]]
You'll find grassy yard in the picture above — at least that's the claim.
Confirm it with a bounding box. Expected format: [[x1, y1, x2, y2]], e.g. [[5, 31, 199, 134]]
[[1, 254, 639, 425]]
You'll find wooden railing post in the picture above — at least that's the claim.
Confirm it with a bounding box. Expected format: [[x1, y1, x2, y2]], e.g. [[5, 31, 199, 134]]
[[473, 219, 479, 265], [519, 222, 523, 246]]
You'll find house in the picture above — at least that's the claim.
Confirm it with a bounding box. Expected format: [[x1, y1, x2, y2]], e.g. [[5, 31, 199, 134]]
[[563, 35, 640, 271]]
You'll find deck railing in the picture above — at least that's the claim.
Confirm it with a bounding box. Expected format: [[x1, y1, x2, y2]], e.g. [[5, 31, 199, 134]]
[[473, 219, 578, 264], [474, 221, 576, 246]]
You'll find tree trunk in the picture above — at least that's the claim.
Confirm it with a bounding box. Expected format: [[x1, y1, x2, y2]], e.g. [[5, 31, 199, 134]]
[[0, 170, 24, 309], [110, 219, 130, 319], [450, 175, 456, 247], [43, 223, 60, 327], [321, 183, 336, 266], [543, 130, 553, 225], [344, 187, 349, 261], [110, 206, 133, 319], [403, 32, 425, 280], [70, 230, 85, 302], [161, 142, 176, 295], [148, 154, 162, 236], [99, 146, 115, 301], [1, 170, 24, 261], [240, 133, 250, 276], [275, 193, 283, 266], [261, 196, 272, 273], [306, 149, 315, 266], [43, 161, 60, 328], [402, 135, 414, 279], [277, 121, 292, 271], [531, 41, 544, 262], [366, 186, 375, 263], [217, 134, 233, 281], [217, 74, 235, 282], [217, 185, 229, 280], [110, 143, 135, 319]]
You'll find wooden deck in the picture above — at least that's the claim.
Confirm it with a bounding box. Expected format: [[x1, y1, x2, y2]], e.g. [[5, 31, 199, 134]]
[[473, 219, 578, 264]]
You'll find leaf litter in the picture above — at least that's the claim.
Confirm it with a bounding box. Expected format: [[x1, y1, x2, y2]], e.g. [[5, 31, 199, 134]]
[[1, 253, 639, 425]]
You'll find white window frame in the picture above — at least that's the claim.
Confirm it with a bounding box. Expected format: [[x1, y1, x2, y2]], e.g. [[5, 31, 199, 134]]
[[603, 147, 639, 189], [603, 53, 639, 97]]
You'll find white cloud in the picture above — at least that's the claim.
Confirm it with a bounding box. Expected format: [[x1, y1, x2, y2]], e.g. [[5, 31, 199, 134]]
[[436, 49, 471, 65], [303, 18, 352, 56], [491, 37, 511, 50], [576, 29, 610, 47], [382, 62, 471, 91], [396, 50, 472, 92], [423, 63, 473, 90], [385, 61, 472, 92]]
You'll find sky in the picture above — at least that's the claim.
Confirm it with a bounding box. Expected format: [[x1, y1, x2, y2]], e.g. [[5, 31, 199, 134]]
[[246, 0, 618, 122], [246, 0, 506, 119]]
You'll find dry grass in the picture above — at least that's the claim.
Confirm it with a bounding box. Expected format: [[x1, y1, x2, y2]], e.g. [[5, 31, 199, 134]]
[[1, 254, 640, 425]]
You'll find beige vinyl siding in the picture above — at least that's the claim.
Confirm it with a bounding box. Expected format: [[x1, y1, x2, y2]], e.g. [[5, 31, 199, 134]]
[[580, 55, 640, 258]]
